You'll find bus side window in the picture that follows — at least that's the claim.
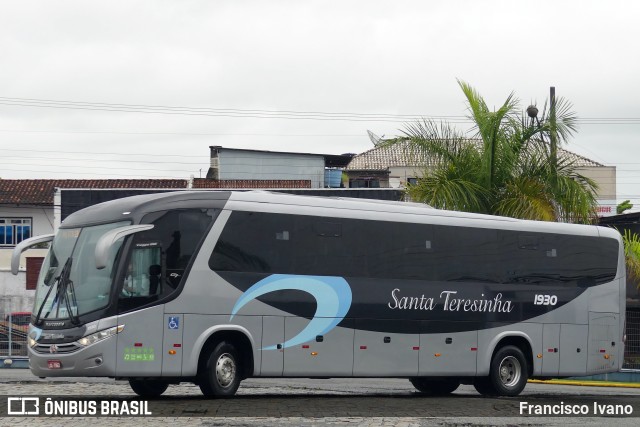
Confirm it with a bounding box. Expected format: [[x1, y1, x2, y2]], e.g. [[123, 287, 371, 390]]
[[118, 209, 217, 313], [121, 246, 160, 298]]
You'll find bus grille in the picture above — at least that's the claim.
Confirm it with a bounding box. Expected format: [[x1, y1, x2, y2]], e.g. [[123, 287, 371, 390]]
[[33, 342, 81, 354]]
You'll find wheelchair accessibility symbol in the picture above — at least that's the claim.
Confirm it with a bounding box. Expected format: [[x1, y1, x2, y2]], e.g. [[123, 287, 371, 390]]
[[168, 316, 179, 330]]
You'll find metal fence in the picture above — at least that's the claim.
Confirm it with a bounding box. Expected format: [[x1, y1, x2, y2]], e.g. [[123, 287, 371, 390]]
[[0, 314, 28, 358], [624, 308, 640, 370]]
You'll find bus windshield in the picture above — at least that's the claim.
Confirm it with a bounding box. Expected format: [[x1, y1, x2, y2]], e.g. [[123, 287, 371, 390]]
[[34, 221, 129, 322]]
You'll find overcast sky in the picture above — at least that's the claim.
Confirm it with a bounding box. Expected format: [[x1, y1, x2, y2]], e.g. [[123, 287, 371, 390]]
[[1, 1, 639, 205]]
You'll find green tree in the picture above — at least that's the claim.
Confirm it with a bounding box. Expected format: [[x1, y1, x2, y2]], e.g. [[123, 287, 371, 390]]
[[617, 200, 633, 215], [621, 229, 640, 284], [394, 80, 598, 223]]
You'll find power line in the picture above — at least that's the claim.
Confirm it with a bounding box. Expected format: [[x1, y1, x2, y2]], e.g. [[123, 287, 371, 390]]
[[0, 148, 203, 158], [0, 162, 198, 173], [0, 99, 455, 123], [1, 155, 206, 166], [2, 95, 639, 124], [0, 96, 465, 120], [0, 167, 187, 179], [0, 129, 363, 137]]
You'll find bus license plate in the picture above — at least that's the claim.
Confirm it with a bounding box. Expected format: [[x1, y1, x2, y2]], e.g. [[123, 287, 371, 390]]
[[47, 360, 62, 369]]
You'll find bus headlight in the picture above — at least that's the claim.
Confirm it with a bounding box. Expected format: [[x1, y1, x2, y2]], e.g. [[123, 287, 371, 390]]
[[77, 325, 125, 347], [28, 336, 37, 348]]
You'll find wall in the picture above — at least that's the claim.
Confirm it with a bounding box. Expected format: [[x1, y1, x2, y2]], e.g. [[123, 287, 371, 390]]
[[0, 206, 52, 314], [0, 206, 55, 238], [388, 166, 425, 188], [0, 206, 53, 270], [218, 150, 325, 188], [576, 165, 616, 199], [352, 165, 616, 203], [576, 165, 617, 217], [0, 270, 34, 315]]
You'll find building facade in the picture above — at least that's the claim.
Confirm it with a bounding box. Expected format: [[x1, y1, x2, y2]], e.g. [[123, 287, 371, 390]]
[[345, 142, 617, 216], [206, 146, 353, 189]]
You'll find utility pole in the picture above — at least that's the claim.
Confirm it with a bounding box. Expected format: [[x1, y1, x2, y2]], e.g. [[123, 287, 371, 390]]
[[549, 86, 557, 176]]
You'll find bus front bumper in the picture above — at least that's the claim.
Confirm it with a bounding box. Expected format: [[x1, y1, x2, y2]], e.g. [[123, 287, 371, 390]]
[[28, 336, 117, 377]]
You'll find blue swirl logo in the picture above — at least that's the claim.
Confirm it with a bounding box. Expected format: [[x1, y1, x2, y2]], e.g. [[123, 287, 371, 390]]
[[230, 274, 352, 350]]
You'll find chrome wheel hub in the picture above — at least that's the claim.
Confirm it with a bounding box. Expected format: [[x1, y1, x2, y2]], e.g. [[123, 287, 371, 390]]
[[215, 353, 236, 388], [498, 355, 521, 387]]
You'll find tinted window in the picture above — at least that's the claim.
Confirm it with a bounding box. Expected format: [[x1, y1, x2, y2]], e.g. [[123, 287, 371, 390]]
[[501, 231, 618, 286], [118, 209, 217, 313], [209, 212, 618, 286]]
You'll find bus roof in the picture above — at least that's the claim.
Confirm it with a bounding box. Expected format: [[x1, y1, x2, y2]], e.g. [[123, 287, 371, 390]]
[[59, 190, 618, 240]]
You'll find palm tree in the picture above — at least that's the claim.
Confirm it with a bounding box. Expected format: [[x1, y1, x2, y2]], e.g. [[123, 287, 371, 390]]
[[621, 229, 640, 283], [394, 80, 598, 223]]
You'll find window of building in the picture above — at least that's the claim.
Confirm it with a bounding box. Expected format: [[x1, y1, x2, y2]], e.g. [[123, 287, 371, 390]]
[[0, 218, 32, 246], [349, 178, 381, 188]]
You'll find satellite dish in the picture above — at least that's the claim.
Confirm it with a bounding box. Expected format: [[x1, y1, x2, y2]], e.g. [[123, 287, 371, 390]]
[[367, 130, 385, 146]]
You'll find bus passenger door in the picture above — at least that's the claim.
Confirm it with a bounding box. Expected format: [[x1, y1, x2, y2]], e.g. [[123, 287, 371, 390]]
[[115, 305, 164, 376], [261, 316, 284, 376], [541, 324, 560, 376]]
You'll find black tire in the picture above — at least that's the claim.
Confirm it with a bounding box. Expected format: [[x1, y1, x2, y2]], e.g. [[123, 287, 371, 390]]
[[410, 378, 460, 395], [473, 377, 497, 396], [129, 379, 169, 397], [488, 345, 528, 396], [199, 341, 241, 398]]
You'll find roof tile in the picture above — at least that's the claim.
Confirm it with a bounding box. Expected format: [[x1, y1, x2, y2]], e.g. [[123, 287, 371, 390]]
[[0, 179, 187, 205], [346, 140, 604, 171]]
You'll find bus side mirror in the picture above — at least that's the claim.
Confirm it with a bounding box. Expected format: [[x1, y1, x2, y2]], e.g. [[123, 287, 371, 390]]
[[43, 267, 57, 285], [11, 234, 54, 275], [95, 225, 154, 269]]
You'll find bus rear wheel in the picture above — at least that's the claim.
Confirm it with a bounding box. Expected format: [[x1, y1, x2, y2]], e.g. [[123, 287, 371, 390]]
[[410, 378, 460, 395], [129, 379, 169, 397], [488, 345, 528, 396], [199, 341, 241, 398]]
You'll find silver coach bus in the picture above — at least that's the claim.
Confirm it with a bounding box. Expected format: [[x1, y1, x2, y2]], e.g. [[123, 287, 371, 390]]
[[12, 191, 625, 398]]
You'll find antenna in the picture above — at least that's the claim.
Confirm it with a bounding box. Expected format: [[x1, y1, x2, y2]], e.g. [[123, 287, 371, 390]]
[[367, 130, 385, 146]]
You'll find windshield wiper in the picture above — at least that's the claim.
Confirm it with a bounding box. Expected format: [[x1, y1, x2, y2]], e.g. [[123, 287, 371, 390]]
[[34, 257, 79, 326], [34, 277, 58, 326], [64, 275, 80, 326]]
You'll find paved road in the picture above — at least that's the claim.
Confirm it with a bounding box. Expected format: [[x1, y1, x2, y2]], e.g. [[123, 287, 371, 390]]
[[1, 369, 639, 426]]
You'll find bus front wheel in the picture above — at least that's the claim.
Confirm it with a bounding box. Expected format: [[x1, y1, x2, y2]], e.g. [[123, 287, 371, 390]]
[[129, 379, 169, 397], [410, 378, 460, 395], [488, 345, 528, 396], [199, 341, 241, 398]]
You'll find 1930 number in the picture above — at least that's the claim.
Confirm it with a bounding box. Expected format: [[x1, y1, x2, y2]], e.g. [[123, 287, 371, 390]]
[[534, 294, 557, 305]]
